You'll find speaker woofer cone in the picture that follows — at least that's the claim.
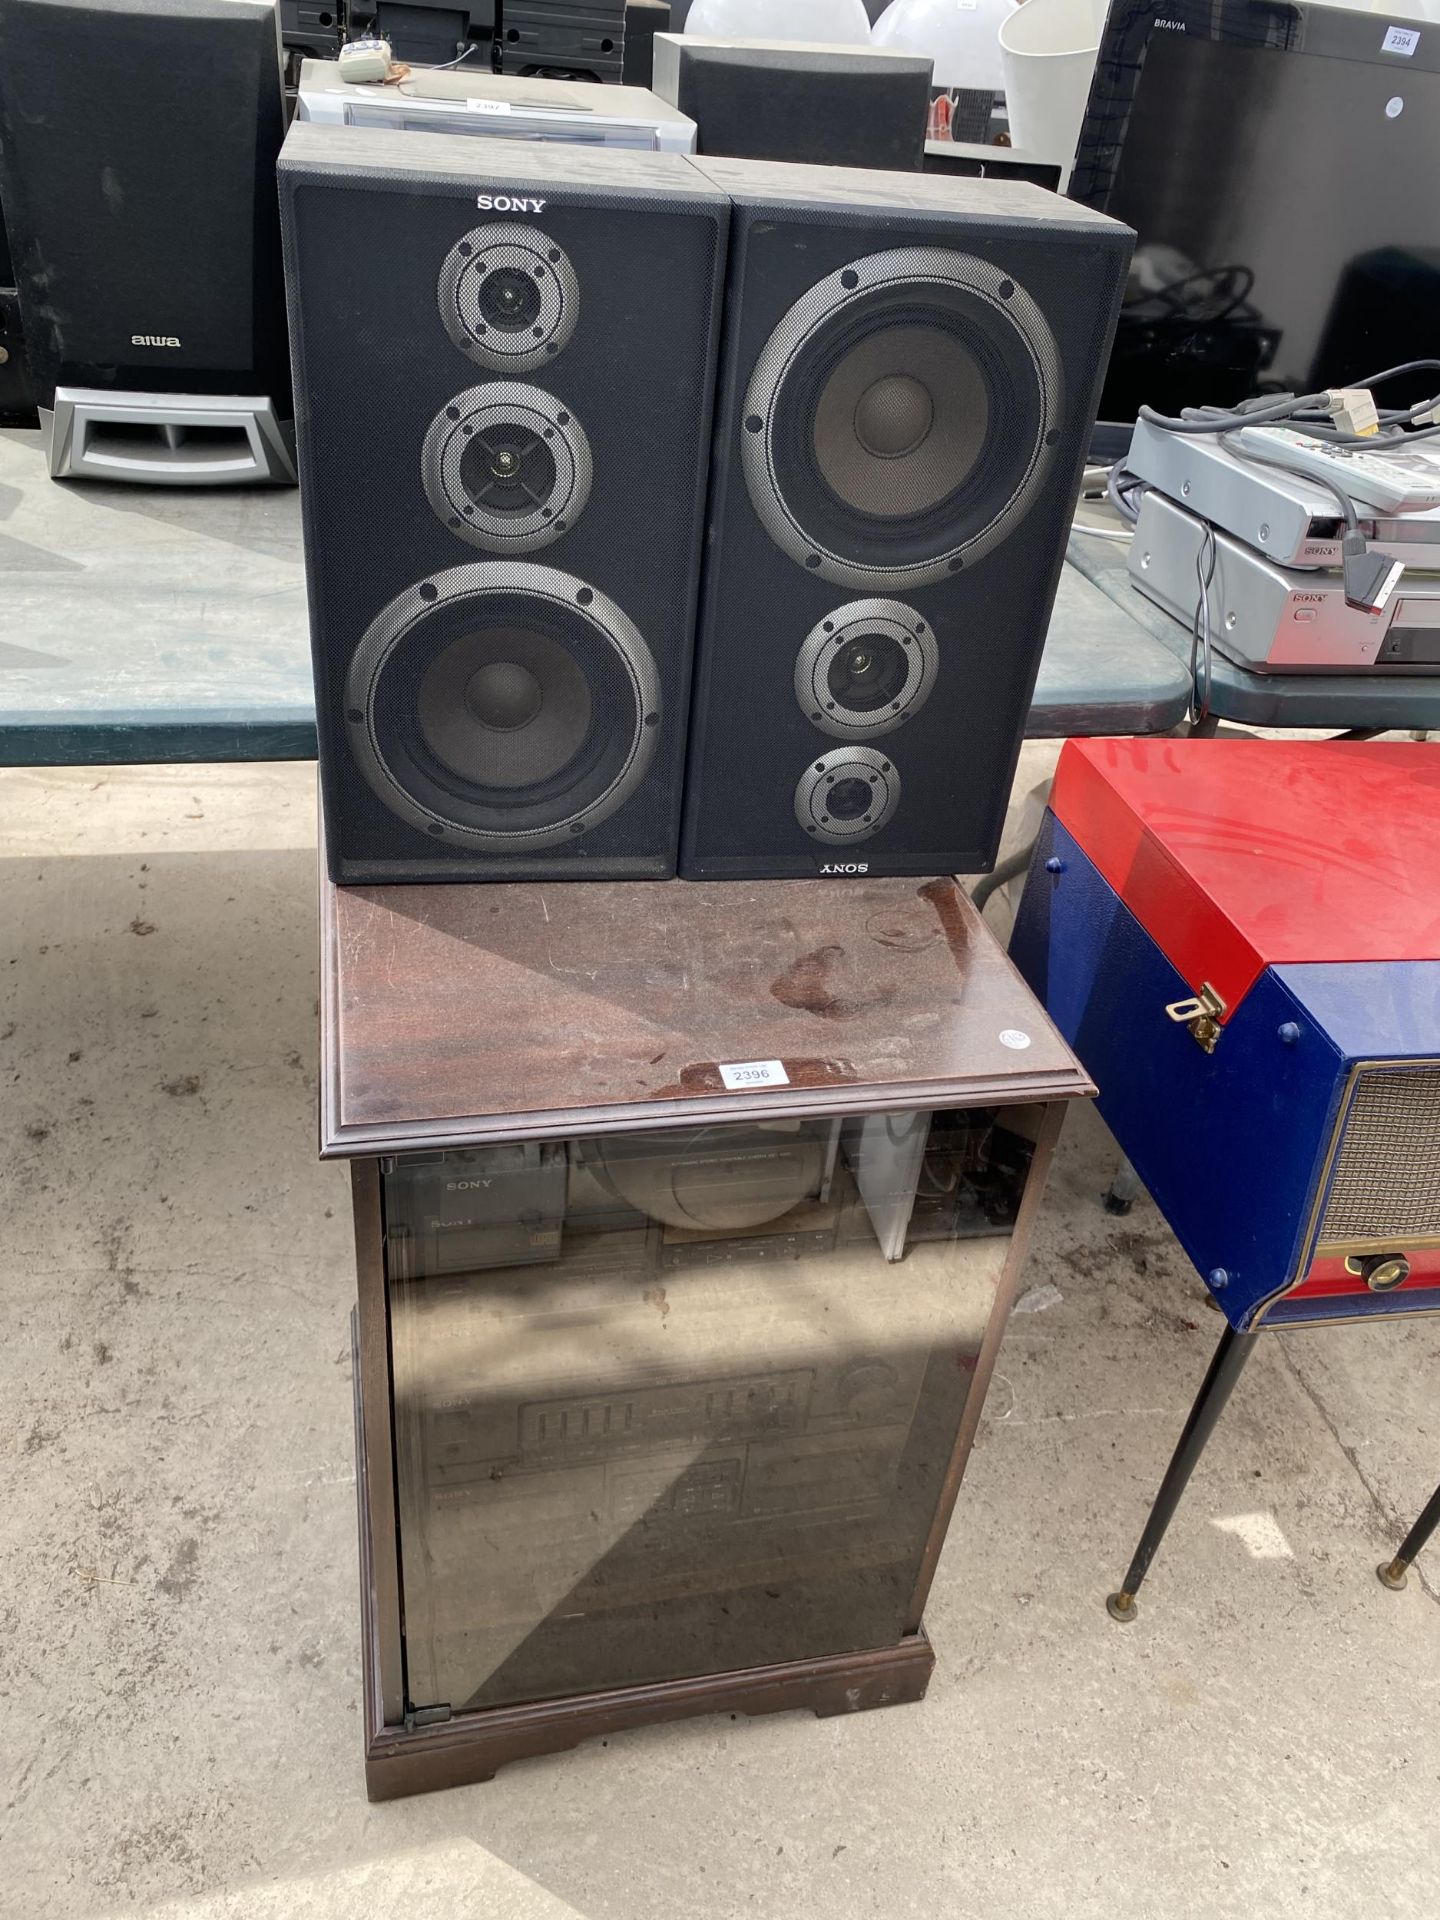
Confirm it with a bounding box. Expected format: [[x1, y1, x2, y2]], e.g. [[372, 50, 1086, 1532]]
[[423, 384, 591, 552], [742, 248, 1062, 590], [417, 628, 593, 789], [437, 225, 579, 373], [346, 563, 660, 852], [794, 599, 937, 740], [794, 746, 900, 845]]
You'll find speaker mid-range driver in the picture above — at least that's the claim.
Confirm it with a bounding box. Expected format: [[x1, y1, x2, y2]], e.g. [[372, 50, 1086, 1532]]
[[437, 224, 579, 373], [794, 599, 936, 740], [742, 247, 1061, 590], [423, 384, 592, 552], [344, 562, 661, 852]]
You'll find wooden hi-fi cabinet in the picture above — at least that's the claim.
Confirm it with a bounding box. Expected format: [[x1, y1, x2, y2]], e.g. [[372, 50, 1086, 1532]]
[[320, 870, 1090, 1799]]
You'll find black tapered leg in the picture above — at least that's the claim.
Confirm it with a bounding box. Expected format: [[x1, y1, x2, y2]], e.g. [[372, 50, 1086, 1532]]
[[1378, 1478, 1440, 1591], [1107, 1323, 1259, 1622]]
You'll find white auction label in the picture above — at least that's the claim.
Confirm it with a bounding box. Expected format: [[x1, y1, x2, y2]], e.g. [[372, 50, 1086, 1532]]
[[468, 97, 513, 112], [998, 1029, 1032, 1050], [718, 1058, 790, 1091], [1382, 24, 1420, 54]]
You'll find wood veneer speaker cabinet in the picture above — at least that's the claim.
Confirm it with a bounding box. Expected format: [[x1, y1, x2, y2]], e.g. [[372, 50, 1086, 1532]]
[[320, 868, 1090, 1798]]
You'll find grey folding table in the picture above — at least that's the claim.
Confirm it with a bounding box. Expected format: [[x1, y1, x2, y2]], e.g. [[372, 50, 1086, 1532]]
[[0, 425, 1194, 767]]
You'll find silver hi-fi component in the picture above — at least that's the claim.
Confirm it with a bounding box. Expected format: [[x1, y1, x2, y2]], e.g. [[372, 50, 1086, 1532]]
[[1129, 491, 1440, 674], [1123, 417, 1440, 572]]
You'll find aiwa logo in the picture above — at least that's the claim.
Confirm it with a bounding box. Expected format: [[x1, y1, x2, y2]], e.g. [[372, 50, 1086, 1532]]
[[131, 333, 181, 347], [476, 193, 547, 213]]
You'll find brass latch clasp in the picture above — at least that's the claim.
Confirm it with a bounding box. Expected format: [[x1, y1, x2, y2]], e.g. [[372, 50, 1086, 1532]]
[[1165, 981, 1228, 1053]]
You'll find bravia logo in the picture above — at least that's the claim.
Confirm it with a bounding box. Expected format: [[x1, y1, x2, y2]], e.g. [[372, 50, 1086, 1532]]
[[131, 333, 181, 347], [820, 862, 869, 874], [476, 193, 547, 213], [1153, 16, 1186, 27]]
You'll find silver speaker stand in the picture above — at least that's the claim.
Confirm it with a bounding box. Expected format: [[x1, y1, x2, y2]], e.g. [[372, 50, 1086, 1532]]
[[43, 387, 296, 486]]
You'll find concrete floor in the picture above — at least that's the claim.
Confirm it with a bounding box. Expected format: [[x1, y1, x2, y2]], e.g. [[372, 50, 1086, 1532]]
[[3, 759, 1438, 1920]]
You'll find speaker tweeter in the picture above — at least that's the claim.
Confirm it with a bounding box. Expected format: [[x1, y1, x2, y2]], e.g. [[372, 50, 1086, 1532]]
[[794, 747, 901, 845], [437, 225, 580, 372]]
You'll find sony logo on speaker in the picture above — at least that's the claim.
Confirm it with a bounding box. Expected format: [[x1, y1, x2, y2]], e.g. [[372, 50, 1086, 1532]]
[[131, 333, 181, 347], [445, 1178, 493, 1191], [475, 193, 547, 214], [819, 862, 869, 874]]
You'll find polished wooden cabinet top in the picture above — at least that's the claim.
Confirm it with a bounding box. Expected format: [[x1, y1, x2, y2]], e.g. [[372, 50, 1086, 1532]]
[[320, 872, 1090, 1156]]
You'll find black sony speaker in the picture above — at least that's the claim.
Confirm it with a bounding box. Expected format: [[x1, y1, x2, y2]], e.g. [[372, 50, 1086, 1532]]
[[0, 0, 293, 481], [650, 36, 933, 171], [678, 157, 1132, 881], [280, 125, 727, 884]]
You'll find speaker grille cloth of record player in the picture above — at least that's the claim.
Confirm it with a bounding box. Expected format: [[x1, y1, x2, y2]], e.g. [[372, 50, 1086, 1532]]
[[382, 1107, 1037, 1712]]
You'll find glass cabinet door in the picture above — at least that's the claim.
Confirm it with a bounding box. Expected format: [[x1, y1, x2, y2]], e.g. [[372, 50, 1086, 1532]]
[[383, 1105, 1040, 1717]]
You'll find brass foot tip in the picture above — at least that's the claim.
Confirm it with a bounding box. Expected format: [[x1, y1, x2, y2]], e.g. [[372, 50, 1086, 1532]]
[[1106, 1590, 1138, 1623], [1377, 1558, 1410, 1591]]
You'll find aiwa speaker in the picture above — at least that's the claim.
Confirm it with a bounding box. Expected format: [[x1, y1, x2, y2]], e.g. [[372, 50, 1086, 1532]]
[[0, 0, 294, 482], [678, 157, 1132, 880], [280, 126, 727, 883]]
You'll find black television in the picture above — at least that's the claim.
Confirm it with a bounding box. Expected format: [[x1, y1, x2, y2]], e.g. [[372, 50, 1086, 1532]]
[[1070, 0, 1440, 442]]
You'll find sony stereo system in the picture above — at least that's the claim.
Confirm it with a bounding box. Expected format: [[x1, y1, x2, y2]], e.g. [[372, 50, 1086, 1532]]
[[281, 126, 1132, 883]]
